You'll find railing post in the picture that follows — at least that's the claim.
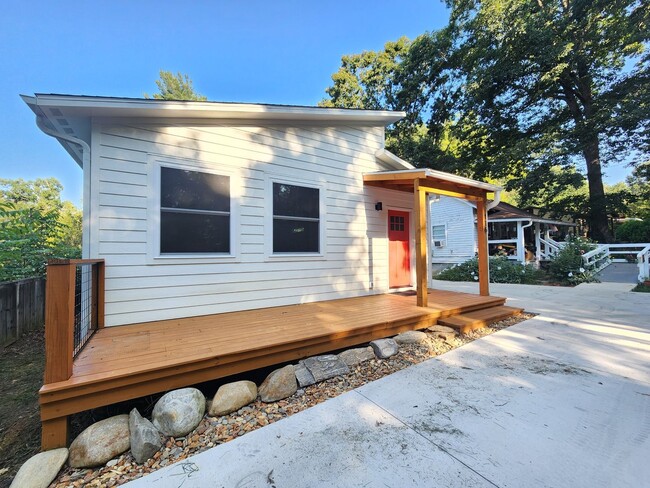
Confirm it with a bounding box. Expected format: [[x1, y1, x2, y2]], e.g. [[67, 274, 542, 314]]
[[44, 260, 75, 384]]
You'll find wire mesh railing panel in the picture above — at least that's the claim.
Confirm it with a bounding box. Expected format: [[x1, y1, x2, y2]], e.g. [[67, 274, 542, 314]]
[[73, 263, 97, 357]]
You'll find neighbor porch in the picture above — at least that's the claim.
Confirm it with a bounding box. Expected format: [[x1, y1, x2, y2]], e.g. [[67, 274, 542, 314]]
[[40, 264, 514, 449]]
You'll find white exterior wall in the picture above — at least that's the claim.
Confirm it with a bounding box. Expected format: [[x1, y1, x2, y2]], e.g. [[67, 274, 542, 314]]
[[429, 196, 476, 266], [86, 121, 414, 326]]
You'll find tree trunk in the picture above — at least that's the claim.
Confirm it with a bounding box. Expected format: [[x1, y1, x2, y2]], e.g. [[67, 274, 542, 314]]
[[583, 139, 612, 243]]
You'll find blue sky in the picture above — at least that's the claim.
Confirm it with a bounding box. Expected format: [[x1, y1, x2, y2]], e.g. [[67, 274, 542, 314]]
[[0, 1, 631, 204]]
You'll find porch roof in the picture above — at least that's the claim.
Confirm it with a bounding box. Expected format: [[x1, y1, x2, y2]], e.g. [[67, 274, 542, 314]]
[[488, 202, 576, 226], [367, 151, 501, 200]]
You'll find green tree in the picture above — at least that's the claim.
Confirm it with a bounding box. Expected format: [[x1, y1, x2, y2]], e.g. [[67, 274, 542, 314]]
[[322, 0, 649, 243], [0, 178, 81, 281], [145, 70, 207, 101]]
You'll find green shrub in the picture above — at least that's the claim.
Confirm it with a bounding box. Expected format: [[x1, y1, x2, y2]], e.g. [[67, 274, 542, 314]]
[[547, 235, 599, 285], [435, 256, 542, 284], [615, 220, 650, 243]]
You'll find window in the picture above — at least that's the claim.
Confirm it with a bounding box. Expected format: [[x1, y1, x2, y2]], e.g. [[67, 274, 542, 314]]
[[160, 166, 230, 254], [390, 215, 405, 231], [272, 182, 320, 253], [432, 224, 446, 247]]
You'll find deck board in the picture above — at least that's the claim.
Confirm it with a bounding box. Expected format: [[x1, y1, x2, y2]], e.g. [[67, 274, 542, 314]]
[[39, 290, 505, 422]]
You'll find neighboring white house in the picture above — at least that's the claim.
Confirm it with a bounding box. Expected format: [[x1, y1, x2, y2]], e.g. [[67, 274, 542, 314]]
[[22, 94, 453, 327], [429, 196, 574, 271]]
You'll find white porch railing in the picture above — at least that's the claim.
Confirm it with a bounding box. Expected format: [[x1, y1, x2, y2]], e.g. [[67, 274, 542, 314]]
[[582, 243, 650, 281], [538, 237, 562, 260]]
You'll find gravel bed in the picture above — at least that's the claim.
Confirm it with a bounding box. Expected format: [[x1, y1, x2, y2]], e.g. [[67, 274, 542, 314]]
[[51, 313, 534, 487]]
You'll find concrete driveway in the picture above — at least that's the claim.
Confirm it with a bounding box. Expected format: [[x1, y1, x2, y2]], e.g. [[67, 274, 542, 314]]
[[126, 281, 650, 488]]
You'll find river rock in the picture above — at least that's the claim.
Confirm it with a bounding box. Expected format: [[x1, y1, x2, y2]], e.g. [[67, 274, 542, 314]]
[[129, 408, 163, 464], [302, 354, 349, 382], [369, 338, 399, 359], [259, 365, 297, 402], [394, 330, 428, 345], [209, 381, 257, 416], [294, 363, 316, 388], [69, 415, 130, 468], [338, 346, 376, 367], [152, 388, 205, 437], [428, 325, 458, 340], [10, 448, 68, 488]]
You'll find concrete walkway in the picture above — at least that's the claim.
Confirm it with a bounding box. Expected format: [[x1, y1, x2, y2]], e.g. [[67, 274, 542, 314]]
[[597, 262, 640, 283], [126, 281, 650, 488]]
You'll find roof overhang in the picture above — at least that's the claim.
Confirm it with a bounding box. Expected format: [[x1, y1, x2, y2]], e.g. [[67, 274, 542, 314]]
[[364, 168, 501, 201], [488, 217, 576, 226], [22, 93, 405, 124]]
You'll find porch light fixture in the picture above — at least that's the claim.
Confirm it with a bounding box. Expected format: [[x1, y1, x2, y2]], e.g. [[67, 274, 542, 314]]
[[375, 202, 383, 211]]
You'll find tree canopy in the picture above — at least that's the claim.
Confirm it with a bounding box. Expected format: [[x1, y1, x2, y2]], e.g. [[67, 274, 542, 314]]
[[0, 178, 81, 281], [321, 0, 649, 242], [145, 70, 207, 101]]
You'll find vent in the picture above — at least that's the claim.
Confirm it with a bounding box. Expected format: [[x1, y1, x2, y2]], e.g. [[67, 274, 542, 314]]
[[50, 108, 63, 116], [63, 127, 74, 134], [433, 240, 445, 248], [57, 118, 69, 126]]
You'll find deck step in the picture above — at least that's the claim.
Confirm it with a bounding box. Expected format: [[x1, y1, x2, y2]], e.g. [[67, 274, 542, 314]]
[[438, 305, 524, 334]]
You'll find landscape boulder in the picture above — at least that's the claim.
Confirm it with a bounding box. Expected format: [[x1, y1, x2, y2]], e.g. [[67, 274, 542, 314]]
[[209, 381, 258, 416], [294, 363, 317, 388], [394, 330, 428, 345], [369, 338, 399, 359], [69, 415, 130, 468], [129, 408, 163, 464], [259, 365, 297, 402], [302, 355, 349, 382], [152, 388, 205, 437], [338, 347, 375, 367], [10, 448, 68, 488], [427, 325, 458, 341]]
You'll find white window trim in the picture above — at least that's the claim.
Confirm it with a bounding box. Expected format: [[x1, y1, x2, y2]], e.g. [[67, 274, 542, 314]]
[[147, 155, 240, 264], [264, 174, 327, 261], [431, 223, 447, 248]]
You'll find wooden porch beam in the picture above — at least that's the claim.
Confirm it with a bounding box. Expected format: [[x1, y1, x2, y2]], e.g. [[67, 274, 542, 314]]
[[414, 179, 428, 307], [416, 180, 487, 199], [476, 198, 490, 296]]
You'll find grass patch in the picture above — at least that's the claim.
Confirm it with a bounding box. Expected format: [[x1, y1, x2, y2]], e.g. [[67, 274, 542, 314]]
[[0, 329, 45, 488]]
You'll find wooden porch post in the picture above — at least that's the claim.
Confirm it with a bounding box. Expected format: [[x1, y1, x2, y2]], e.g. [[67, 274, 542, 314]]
[[43, 259, 76, 448], [476, 197, 490, 296], [414, 179, 428, 307]]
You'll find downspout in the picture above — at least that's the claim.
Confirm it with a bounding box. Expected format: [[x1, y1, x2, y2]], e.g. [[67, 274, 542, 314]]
[[486, 189, 501, 211], [35, 116, 91, 258]]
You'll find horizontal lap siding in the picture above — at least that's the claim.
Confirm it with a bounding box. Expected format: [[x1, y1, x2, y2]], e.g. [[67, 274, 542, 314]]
[[430, 196, 476, 264], [92, 123, 408, 326]]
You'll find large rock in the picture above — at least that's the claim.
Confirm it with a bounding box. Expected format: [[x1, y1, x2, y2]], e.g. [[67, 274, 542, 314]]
[[338, 347, 376, 368], [294, 363, 316, 388], [10, 448, 68, 488], [428, 325, 457, 341], [69, 415, 130, 468], [369, 338, 399, 359], [394, 330, 428, 345], [152, 388, 205, 437], [259, 365, 297, 402], [209, 381, 257, 416], [129, 409, 163, 464], [302, 355, 349, 382]]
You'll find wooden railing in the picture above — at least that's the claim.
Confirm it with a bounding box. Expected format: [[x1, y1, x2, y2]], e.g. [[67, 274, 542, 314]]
[[44, 259, 104, 384]]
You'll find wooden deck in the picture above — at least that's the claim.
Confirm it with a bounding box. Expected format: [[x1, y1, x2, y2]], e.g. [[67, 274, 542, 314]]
[[39, 289, 506, 447]]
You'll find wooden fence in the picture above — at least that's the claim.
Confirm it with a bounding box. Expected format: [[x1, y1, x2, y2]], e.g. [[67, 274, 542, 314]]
[[0, 277, 46, 346]]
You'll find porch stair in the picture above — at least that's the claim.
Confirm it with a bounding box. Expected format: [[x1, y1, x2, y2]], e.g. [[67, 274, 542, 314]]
[[438, 305, 524, 334]]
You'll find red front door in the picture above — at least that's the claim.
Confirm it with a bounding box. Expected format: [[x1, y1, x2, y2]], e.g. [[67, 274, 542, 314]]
[[388, 210, 411, 288]]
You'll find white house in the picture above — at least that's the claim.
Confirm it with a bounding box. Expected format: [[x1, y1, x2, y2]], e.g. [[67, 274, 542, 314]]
[[430, 196, 574, 270], [23, 94, 501, 327]]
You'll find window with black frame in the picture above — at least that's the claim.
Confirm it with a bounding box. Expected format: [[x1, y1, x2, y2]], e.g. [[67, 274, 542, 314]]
[[160, 167, 230, 254], [272, 182, 320, 253]]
